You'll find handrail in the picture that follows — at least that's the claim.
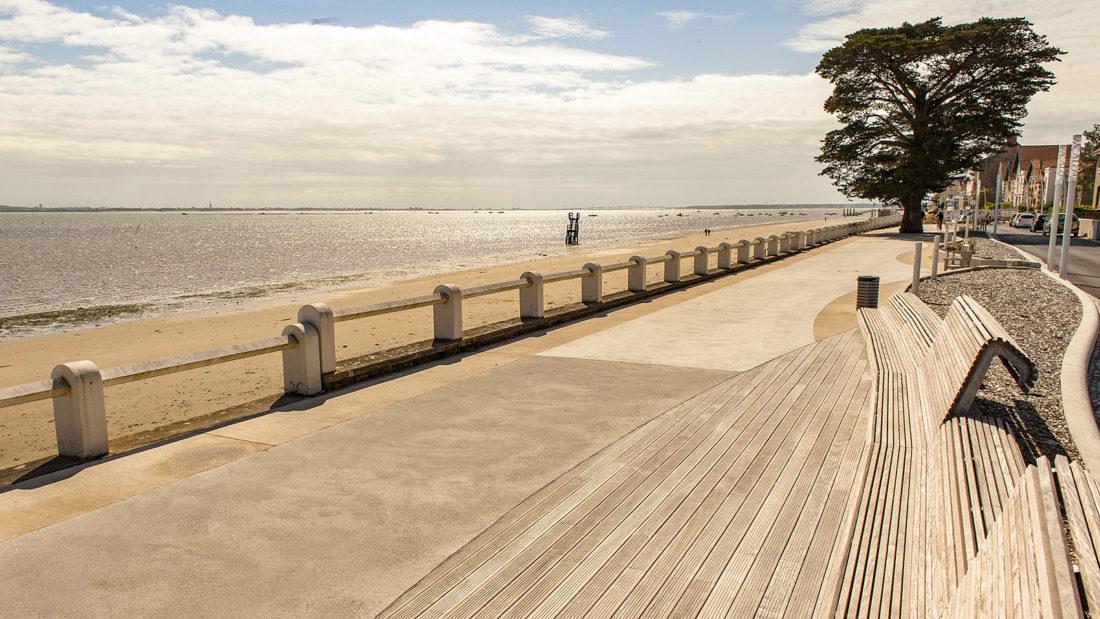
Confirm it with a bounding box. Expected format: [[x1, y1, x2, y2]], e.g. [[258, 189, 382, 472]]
[[464, 278, 530, 298], [334, 293, 445, 322], [603, 261, 633, 272], [100, 335, 297, 387], [543, 268, 590, 284], [0, 379, 69, 409], [0, 212, 903, 465]]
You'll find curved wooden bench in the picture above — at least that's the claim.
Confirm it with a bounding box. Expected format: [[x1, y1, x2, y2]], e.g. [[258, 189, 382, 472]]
[[842, 292, 1042, 616]]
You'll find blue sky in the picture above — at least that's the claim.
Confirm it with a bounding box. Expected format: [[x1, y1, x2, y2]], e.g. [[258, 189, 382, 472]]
[[60, 0, 815, 76], [0, 0, 1093, 208]]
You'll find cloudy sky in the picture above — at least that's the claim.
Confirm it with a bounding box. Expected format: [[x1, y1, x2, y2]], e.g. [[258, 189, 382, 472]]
[[0, 0, 1093, 208]]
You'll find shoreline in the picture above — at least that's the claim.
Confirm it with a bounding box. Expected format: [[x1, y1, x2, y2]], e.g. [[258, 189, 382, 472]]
[[0, 216, 841, 470], [0, 212, 838, 340]]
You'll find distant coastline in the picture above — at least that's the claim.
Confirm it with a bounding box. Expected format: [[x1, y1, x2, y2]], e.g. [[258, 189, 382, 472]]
[[0, 203, 875, 213]]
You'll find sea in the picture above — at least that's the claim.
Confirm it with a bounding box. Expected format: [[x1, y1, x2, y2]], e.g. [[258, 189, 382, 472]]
[[0, 206, 863, 339]]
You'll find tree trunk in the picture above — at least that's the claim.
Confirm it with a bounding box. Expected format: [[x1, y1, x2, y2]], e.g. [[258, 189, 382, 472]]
[[899, 198, 924, 233]]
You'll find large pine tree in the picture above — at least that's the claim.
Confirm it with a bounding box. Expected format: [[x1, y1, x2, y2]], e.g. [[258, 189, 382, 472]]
[[816, 17, 1062, 232]]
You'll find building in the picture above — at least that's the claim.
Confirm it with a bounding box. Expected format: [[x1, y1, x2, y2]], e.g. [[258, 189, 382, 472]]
[[935, 138, 1069, 211]]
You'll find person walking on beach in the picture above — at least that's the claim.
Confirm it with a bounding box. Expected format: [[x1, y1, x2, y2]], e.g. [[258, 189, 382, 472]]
[[935, 209, 944, 231]]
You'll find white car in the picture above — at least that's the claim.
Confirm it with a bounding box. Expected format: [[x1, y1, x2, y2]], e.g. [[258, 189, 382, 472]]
[[1013, 213, 1036, 229]]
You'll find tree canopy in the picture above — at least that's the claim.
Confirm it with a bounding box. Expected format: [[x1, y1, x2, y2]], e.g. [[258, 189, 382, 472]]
[[1077, 124, 1099, 207], [815, 17, 1063, 232]]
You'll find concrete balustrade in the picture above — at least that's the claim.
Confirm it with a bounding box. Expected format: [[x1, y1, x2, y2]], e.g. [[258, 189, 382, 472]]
[[753, 238, 767, 260], [664, 250, 682, 283], [0, 212, 904, 462], [766, 235, 780, 257], [298, 302, 336, 375], [628, 256, 647, 292], [737, 240, 752, 263], [581, 263, 602, 303], [718, 243, 733, 269], [433, 284, 463, 340], [51, 361, 108, 459], [694, 246, 709, 275], [282, 322, 322, 396], [519, 272, 544, 319]]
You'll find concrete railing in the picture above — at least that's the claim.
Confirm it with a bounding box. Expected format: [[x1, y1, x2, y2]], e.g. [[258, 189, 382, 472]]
[[0, 213, 901, 461]]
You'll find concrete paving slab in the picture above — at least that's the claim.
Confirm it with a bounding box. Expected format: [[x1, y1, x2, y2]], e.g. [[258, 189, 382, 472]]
[[536, 237, 915, 371], [0, 355, 732, 617]]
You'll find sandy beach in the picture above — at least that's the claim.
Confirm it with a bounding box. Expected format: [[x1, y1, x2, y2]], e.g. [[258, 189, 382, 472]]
[[0, 217, 835, 470]]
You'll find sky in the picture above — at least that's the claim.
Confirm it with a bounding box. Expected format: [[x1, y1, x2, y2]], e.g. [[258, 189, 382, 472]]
[[0, 0, 1094, 208]]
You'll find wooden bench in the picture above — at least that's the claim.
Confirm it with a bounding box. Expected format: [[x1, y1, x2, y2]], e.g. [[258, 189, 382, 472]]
[[842, 292, 1043, 616]]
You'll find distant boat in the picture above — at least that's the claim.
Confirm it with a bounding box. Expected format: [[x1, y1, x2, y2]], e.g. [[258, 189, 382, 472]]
[[588, 214, 598, 217], [677, 213, 685, 217]]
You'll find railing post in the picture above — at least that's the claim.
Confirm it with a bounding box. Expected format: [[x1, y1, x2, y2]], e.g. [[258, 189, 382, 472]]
[[911, 242, 923, 295], [628, 256, 647, 292], [519, 271, 544, 319], [582, 263, 603, 303], [717, 243, 733, 269], [51, 361, 108, 459], [779, 233, 791, 254], [297, 302, 335, 375], [931, 235, 941, 280], [766, 235, 779, 256], [797, 231, 807, 249], [806, 229, 816, 246], [737, 240, 752, 263], [753, 238, 766, 260], [664, 250, 682, 283], [281, 322, 322, 396], [694, 246, 709, 275], [433, 284, 463, 340]]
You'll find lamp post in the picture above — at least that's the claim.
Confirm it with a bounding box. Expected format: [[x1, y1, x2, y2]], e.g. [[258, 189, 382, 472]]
[[1059, 135, 1082, 280], [1047, 145, 1066, 269]]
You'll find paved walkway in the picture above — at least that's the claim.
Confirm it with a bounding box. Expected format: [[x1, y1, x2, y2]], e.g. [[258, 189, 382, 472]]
[[0, 233, 917, 616]]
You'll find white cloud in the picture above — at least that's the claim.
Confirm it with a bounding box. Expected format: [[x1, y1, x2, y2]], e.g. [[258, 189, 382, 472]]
[[0, 0, 850, 207], [785, 0, 1097, 145], [656, 10, 742, 30], [0, 44, 25, 63], [524, 15, 610, 40]]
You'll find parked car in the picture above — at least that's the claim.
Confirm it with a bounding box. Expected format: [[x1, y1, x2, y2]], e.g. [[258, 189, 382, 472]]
[[1013, 213, 1036, 229], [1031, 213, 1047, 232], [1043, 213, 1080, 236]]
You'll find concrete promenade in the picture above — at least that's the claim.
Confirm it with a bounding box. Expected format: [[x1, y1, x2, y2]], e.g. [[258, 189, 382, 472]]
[[0, 233, 917, 616]]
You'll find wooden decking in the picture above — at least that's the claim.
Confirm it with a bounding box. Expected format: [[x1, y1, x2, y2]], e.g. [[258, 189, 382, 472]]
[[379, 329, 873, 618]]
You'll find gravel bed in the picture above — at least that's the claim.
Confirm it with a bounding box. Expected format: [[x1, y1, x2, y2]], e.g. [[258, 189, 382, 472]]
[[917, 267, 1082, 461], [969, 236, 1025, 261]]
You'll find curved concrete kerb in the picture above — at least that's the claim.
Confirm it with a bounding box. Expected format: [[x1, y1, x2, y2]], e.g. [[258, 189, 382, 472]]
[[51, 360, 108, 459], [989, 235, 1100, 472], [519, 271, 544, 319]]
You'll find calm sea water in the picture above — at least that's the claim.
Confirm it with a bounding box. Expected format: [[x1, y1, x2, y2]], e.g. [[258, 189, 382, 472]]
[[0, 206, 856, 338]]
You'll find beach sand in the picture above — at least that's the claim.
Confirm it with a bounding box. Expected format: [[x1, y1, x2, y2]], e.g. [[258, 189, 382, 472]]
[[0, 217, 836, 470]]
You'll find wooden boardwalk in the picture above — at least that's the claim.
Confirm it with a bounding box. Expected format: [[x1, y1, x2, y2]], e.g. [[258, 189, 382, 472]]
[[379, 329, 873, 618]]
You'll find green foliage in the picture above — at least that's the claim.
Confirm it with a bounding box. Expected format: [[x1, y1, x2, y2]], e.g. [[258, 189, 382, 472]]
[[1078, 124, 1099, 205], [815, 17, 1062, 232]]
